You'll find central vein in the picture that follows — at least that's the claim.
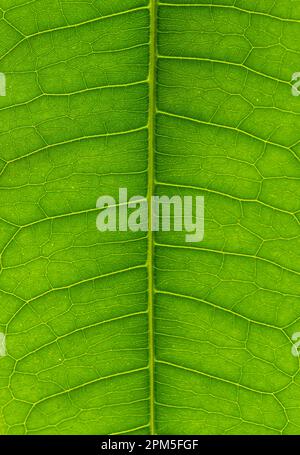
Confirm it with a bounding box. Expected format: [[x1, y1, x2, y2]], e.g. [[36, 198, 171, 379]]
[[147, 0, 157, 436]]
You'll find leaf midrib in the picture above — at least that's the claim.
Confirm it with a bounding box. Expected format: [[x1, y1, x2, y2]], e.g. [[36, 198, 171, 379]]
[[147, 0, 157, 435]]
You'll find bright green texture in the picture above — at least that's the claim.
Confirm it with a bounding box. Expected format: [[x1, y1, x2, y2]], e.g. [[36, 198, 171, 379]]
[[0, 0, 300, 435]]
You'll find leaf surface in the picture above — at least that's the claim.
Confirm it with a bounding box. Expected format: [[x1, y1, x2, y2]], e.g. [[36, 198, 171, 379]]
[[0, 0, 300, 435]]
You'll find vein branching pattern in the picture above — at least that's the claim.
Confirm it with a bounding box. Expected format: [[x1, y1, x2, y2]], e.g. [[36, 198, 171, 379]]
[[0, 0, 300, 435]]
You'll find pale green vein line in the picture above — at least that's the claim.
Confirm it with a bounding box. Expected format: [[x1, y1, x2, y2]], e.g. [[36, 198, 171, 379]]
[[0, 6, 149, 63], [157, 110, 299, 161], [0, 216, 18, 228], [147, 0, 158, 436], [0, 206, 146, 264], [158, 2, 300, 24], [0, 80, 148, 114], [157, 360, 287, 395], [14, 311, 148, 362], [156, 289, 288, 332], [158, 54, 292, 87], [156, 180, 299, 220], [4, 0, 45, 13], [0, 288, 25, 303], [5, 265, 147, 328], [25, 366, 148, 413], [155, 399, 284, 433], [29, 264, 147, 302], [1, 126, 147, 171], [111, 424, 150, 435], [156, 242, 300, 276]]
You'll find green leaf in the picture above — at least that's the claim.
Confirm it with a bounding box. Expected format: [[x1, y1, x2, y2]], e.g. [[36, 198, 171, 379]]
[[0, 0, 300, 435]]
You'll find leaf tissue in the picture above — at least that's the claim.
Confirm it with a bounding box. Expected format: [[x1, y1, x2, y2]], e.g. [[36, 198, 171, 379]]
[[0, 0, 300, 435]]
